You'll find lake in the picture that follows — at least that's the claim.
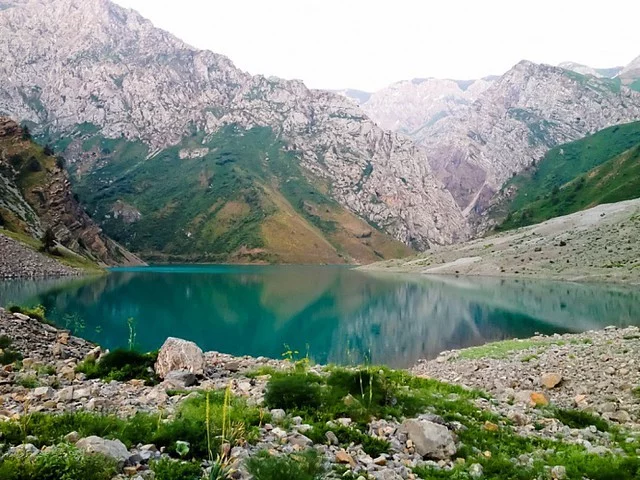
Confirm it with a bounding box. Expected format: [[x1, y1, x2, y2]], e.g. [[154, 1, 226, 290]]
[[1, 266, 639, 368]]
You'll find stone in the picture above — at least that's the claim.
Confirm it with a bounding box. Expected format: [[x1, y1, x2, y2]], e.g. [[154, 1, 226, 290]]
[[540, 373, 562, 389], [161, 370, 198, 389], [529, 392, 549, 407], [483, 421, 499, 432], [64, 431, 80, 443], [401, 419, 457, 460], [72, 387, 91, 400], [337, 417, 352, 427], [609, 410, 631, 424], [335, 449, 356, 467], [288, 433, 313, 448], [225, 362, 240, 372], [76, 436, 130, 465], [325, 431, 339, 445], [373, 455, 387, 466], [270, 409, 286, 422], [507, 410, 528, 426], [154, 337, 204, 379], [469, 463, 484, 479], [573, 395, 588, 408], [551, 465, 567, 479], [32, 386, 54, 399]]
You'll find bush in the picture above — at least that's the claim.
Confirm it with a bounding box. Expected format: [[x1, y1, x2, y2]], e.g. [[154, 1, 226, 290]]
[[43, 144, 54, 156], [245, 450, 325, 480], [553, 408, 610, 432], [0, 334, 23, 366], [8, 304, 52, 325], [0, 335, 11, 349], [150, 458, 202, 480], [0, 444, 118, 480], [76, 349, 158, 384], [41, 228, 57, 253], [263, 373, 323, 411], [27, 156, 42, 172]]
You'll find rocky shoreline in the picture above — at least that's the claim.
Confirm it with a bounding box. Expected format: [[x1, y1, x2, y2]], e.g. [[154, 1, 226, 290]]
[[0, 233, 79, 279], [0, 307, 639, 479]]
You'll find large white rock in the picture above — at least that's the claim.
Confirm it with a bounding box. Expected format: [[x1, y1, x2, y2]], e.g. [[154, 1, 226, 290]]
[[76, 436, 130, 465], [401, 419, 456, 460], [154, 337, 205, 379]]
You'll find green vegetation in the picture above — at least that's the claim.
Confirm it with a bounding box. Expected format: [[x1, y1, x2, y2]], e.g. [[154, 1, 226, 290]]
[[456, 338, 561, 360], [552, 408, 609, 432], [245, 450, 325, 480], [497, 121, 640, 230], [51, 124, 409, 264], [8, 304, 51, 325], [0, 335, 22, 365], [0, 444, 118, 480], [0, 391, 264, 459], [75, 349, 158, 384], [150, 458, 203, 480]]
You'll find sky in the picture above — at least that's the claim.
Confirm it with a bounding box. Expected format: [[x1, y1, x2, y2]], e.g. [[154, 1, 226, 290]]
[[114, 0, 640, 92]]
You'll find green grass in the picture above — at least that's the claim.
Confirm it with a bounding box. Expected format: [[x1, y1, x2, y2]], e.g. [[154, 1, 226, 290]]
[[0, 444, 118, 480], [551, 408, 610, 432], [498, 121, 640, 230], [245, 450, 326, 480], [150, 458, 203, 480], [456, 338, 559, 360], [0, 390, 264, 459], [75, 349, 159, 384]]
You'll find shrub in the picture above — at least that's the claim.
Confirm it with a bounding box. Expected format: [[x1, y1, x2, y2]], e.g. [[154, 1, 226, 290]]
[[27, 156, 42, 172], [8, 304, 49, 324], [76, 349, 158, 384], [17, 374, 39, 389], [0, 334, 12, 349], [553, 408, 610, 432], [43, 144, 54, 156], [0, 444, 118, 480], [41, 228, 57, 253], [150, 458, 202, 480], [245, 450, 325, 480], [263, 372, 323, 411]]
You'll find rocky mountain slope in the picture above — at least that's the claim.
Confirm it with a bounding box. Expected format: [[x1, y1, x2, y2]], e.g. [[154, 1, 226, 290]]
[[415, 61, 640, 227], [496, 121, 640, 230], [365, 198, 640, 285], [340, 77, 493, 135], [0, 0, 469, 259], [0, 117, 141, 267]]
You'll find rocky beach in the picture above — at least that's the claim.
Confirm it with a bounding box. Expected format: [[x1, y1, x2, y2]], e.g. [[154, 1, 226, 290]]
[[0, 306, 639, 479]]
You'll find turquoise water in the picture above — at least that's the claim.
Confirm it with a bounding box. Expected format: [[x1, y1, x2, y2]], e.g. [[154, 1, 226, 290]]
[[1, 266, 639, 367]]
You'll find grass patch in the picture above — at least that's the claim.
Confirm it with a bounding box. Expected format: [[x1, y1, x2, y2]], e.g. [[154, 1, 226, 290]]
[[552, 408, 610, 432], [246, 449, 326, 480], [0, 335, 23, 365], [0, 444, 118, 480], [0, 390, 265, 460], [457, 338, 557, 360], [7, 304, 53, 325], [150, 458, 202, 480], [16, 374, 39, 389], [75, 349, 159, 385]]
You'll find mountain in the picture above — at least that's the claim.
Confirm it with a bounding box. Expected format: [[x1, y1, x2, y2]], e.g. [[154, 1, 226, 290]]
[[414, 61, 640, 229], [496, 121, 640, 230], [345, 77, 493, 135], [619, 55, 640, 88], [0, 116, 141, 266], [0, 0, 471, 262], [557, 62, 623, 78]]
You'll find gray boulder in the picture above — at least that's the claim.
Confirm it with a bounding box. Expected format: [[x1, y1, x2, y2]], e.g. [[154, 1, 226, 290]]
[[76, 436, 130, 465], [162, 369, 198, 389], [401, 419, 456, 460], [154, 337, 204, 379]]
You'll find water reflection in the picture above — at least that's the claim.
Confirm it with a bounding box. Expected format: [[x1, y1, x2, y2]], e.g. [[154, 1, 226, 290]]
[[1, 267, 638, 368]]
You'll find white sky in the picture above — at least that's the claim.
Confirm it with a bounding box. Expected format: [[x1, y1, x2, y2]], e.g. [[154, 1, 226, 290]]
[[113, 0, 640, 92]]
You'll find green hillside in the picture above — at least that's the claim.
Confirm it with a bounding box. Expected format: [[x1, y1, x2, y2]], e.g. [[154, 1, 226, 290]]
[[46, 124, 412, 264], [497, 121, 640, 230]]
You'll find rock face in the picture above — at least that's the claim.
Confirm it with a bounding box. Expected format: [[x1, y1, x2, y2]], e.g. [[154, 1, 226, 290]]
[[154, 337, 205, 379], [350, 77, 493, 135], [401, 418, 456, 460], [416, 61, 640, 226], [0, 117, 142, 268], [619, 55, 640, 84], [0, 0, 469, 250]]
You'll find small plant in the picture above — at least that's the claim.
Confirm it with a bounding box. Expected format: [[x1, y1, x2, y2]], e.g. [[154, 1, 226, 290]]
[[281, 344, 299, 362], [0, 334, 11, 349], [150, 457, 202, 480], [553, 408, 610, 432], [8, 304, 50, 324], [263, 372, 323, 411], [0, 444, 118, 480], [127, 317, 137, 350], [75, 349, 158, 384], [245, 450, 326, 480], [17, 374, 39, 389], [0, 335, 22, 365]]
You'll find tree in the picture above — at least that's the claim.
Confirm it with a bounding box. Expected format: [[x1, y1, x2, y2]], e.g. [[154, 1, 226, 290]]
[[41, 227, 57, 253], [43, 144, 54, 156]]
